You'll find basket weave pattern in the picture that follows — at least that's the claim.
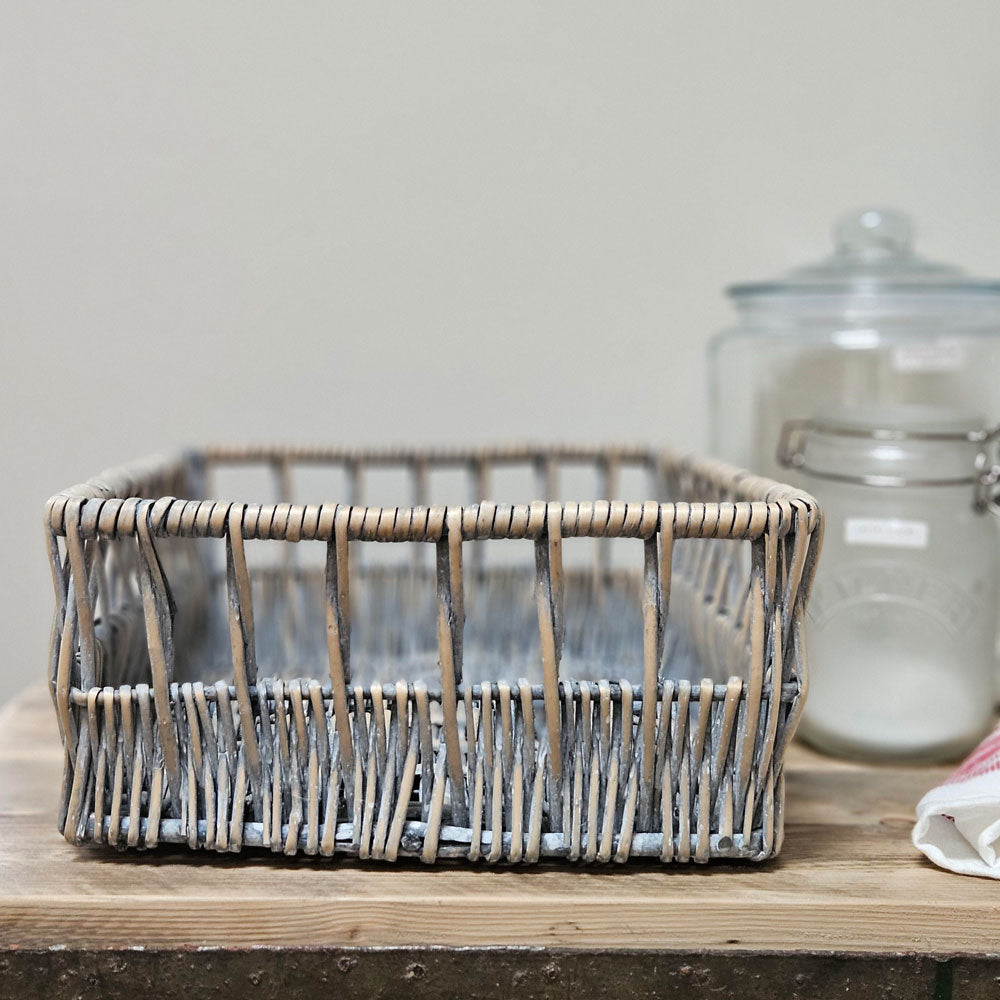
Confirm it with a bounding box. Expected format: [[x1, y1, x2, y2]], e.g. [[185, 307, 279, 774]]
[[45, 447, 821, 864]]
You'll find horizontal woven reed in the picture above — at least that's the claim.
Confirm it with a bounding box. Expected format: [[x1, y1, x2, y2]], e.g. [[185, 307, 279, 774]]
[[45, 446, 822, 864]]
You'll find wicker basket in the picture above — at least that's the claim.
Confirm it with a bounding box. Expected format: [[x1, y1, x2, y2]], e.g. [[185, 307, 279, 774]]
[[45, 446, 822, 864]]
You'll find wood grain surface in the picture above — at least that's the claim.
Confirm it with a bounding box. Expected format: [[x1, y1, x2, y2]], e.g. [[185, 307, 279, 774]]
[[1, 684, 995, 956]]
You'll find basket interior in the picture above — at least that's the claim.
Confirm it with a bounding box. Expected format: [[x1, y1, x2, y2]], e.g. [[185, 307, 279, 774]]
[[170, 563, 729, 688], [88, 447, 756, 695]]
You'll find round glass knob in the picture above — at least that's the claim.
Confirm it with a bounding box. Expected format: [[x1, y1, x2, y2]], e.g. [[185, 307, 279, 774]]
[[834, 208, 914, 260]]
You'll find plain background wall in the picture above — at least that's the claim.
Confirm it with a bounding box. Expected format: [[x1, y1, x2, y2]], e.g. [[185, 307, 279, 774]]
[[4, 2, 1000, 704]]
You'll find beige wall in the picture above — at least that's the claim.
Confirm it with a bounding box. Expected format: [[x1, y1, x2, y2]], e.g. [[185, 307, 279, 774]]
[[4, 2, 1000, 704]]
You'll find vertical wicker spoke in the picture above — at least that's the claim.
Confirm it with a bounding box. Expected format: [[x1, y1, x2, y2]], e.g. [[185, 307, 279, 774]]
[[65, 503, 98, 692], [735, 535, 767, 823], [54, 580, 79, 767], [535, 502, 564, 817], [436, 509, 468, 827], [534, 454, 558, 502], [780, 502, 811, 680], [595, 455, 621, 581], [472, 457, 491, 504], [134, 503, 182, 809], [272, 458, 299, 658], [412, 458, 429, 507], [325, 506, 354, 775], [411, 458, 429, 572], [639, 532, 660, 830], [346, 458, 364, 571], [225, 507, 263, 801], [46, 529, 70, 724], [466, 458, 491, 580], [345, 458, 363, 506]]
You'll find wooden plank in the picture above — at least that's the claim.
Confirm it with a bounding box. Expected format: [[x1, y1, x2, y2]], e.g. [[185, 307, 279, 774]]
[[0, 685, 994, 956]]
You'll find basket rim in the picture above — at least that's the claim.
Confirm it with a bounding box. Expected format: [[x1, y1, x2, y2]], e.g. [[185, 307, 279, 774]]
[[44, 444, 821, 541]]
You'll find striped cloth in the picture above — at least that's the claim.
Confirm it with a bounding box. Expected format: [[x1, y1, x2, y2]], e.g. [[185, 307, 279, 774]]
[[913, 724, 1000, 878]]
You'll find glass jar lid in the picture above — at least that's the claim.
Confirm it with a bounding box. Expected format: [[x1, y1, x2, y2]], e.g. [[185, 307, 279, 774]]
[[728, 209, 1000, 301]]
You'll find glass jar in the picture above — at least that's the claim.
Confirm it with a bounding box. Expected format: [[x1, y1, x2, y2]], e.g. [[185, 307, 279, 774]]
[[709, 209, 1000, 481], [778, 405, 1000, 761], [709, 208, 1000, 700]]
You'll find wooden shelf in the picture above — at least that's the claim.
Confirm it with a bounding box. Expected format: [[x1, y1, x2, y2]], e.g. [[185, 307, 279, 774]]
[[2, 683, 997, 998]]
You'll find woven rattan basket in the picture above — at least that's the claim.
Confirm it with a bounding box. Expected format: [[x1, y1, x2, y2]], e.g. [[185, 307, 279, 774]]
[[45, 446, 822, 864]]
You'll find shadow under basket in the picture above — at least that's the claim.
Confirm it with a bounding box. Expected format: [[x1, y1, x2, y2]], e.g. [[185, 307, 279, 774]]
[[45, 446, 822, 865]]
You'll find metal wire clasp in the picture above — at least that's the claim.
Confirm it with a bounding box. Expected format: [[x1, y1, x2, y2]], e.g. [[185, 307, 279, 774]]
[[975, 445, 1000, 516], [777, 419, 1000, 515], [775, 420, 813, 473]]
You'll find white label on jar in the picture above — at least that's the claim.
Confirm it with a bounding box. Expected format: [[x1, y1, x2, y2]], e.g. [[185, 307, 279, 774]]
[[844, 517, 929, 549], [891, 339, 965, 372]]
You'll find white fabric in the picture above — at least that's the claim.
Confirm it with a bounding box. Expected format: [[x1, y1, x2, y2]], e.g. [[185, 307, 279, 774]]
[[912, 726, 1000, 879]]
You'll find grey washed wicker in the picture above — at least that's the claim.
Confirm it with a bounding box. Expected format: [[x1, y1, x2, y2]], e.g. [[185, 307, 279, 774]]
[[45, 446, 822, 864]]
